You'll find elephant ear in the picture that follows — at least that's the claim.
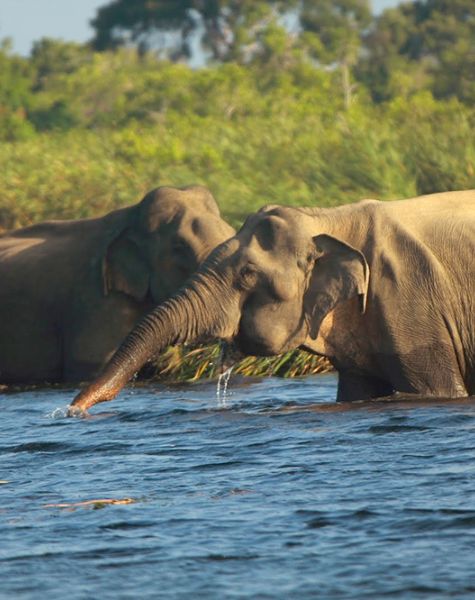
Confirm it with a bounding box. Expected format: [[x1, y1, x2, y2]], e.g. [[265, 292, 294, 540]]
[[103, 229, 150, 301], [306, 234, 369, 340]]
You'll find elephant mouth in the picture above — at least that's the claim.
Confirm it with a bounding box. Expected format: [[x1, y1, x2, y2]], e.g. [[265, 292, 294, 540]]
[[232, 320, 308, 359], [218, 340, 246, 373], [219, 331, 282, 372], [233, 330, 285, 358]]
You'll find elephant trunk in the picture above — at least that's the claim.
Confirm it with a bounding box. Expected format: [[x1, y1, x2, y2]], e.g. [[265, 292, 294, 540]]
[[69, 271, 232, 414]]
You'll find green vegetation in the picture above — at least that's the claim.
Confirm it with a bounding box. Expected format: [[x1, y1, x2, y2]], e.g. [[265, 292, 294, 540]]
[[1, 47, 474, 230], [0, 0, 474, 380], [142, 344, 332, 382]]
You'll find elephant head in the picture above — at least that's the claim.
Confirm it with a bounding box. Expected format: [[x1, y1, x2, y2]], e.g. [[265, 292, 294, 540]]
[[102, 185, 235, 305], [71, 204, 369, 413]]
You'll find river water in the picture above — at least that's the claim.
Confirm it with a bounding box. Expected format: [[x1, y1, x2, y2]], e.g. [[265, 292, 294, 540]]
[[2, 374, 475, 599]]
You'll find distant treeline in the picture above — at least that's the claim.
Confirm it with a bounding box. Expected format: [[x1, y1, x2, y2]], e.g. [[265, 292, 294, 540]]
[[0, 0, 474, 231]]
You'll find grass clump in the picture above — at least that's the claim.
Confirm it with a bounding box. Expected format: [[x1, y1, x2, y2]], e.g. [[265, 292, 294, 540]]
[[141, 343, 332, 382]]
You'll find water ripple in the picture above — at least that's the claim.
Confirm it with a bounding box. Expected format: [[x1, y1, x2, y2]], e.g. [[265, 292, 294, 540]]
[[0, 441, 74, 454]]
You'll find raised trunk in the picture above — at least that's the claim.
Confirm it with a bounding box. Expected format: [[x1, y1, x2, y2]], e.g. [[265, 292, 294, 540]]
[[69, 271, 233, 413]]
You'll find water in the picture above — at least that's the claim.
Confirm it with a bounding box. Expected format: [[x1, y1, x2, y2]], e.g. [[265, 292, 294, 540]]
[[2, 374, 475, 599], [216, 366, 234, 407]]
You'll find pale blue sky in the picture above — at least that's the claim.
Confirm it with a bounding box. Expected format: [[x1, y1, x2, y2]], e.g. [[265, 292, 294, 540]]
[[1, 0, 404, 56]]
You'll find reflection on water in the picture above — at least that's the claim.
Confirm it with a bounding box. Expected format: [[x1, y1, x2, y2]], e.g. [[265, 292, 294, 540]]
[[2, 374, 475, 599]]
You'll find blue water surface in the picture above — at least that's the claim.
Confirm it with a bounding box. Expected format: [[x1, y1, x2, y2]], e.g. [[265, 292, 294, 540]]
[[2, 374, 475, 599]]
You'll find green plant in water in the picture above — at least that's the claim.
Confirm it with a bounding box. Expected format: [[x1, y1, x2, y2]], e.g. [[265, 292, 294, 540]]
[[141, 344, 332, 383]]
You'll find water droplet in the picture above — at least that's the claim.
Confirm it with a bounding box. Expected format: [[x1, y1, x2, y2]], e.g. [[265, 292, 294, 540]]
[[216, 366, 234, 407]]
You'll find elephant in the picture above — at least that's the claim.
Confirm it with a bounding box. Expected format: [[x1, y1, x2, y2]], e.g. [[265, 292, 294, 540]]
[[0, 185, 234, 384], [70, 189, 475, 414]]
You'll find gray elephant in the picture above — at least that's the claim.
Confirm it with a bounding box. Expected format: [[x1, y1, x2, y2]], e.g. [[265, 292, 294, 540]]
[[70, 189, 475, 413], [0, 185, 234, 384]]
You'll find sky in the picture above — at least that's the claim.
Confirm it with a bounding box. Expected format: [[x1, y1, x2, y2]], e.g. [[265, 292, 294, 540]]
[[1, 0, 404, 57]]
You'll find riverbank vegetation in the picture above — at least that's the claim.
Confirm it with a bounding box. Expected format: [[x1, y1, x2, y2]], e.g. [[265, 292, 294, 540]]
[[1, 0, 473, 379]]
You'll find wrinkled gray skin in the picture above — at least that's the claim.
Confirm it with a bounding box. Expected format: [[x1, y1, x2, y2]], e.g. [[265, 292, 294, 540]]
[[0, 185, 234, 384], [71, 190, 475, 413]]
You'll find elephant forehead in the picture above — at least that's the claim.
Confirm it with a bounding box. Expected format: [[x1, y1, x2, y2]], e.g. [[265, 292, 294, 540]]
[[247, 213, 306, 255], [178, 185, 220, 212], [139, 201, 183, 230], [138, 186, 220, 231], [146, 185, 216, 207]]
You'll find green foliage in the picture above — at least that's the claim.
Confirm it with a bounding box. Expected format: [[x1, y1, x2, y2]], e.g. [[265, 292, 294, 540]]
[[386, 92, 475, 194], [300, 0, 371, 63], [90, 0, 302, 62], [86, 0, 475, 107], [0, 46, 474, 231], [0, 39, 36, 140], [88, 0, 373, 107], [359, 0, 475, 103], [30, 39, 94, 89], [141, 343, 332, 382]]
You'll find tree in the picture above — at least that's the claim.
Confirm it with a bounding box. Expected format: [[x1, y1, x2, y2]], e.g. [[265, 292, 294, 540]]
[[30, 39, 93, 90], [358, 0, 475, 103], [0, 39, 35, 140], [90, 0, 295, 62], [299, 0, 371, 108], [90, 0, 371, 106]]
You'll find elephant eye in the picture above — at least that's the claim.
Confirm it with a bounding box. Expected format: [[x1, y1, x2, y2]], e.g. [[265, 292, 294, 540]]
[[238, 265, 258, 289]]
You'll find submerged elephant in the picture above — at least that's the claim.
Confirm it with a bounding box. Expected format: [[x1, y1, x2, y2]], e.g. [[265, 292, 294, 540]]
[[0, 185, 234, 384], [70, 189, 475, 413]]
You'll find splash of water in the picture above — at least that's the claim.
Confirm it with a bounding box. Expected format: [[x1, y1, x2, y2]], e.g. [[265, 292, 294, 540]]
[[216, 366, 234, 407], [47, 406, 70, 419]]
